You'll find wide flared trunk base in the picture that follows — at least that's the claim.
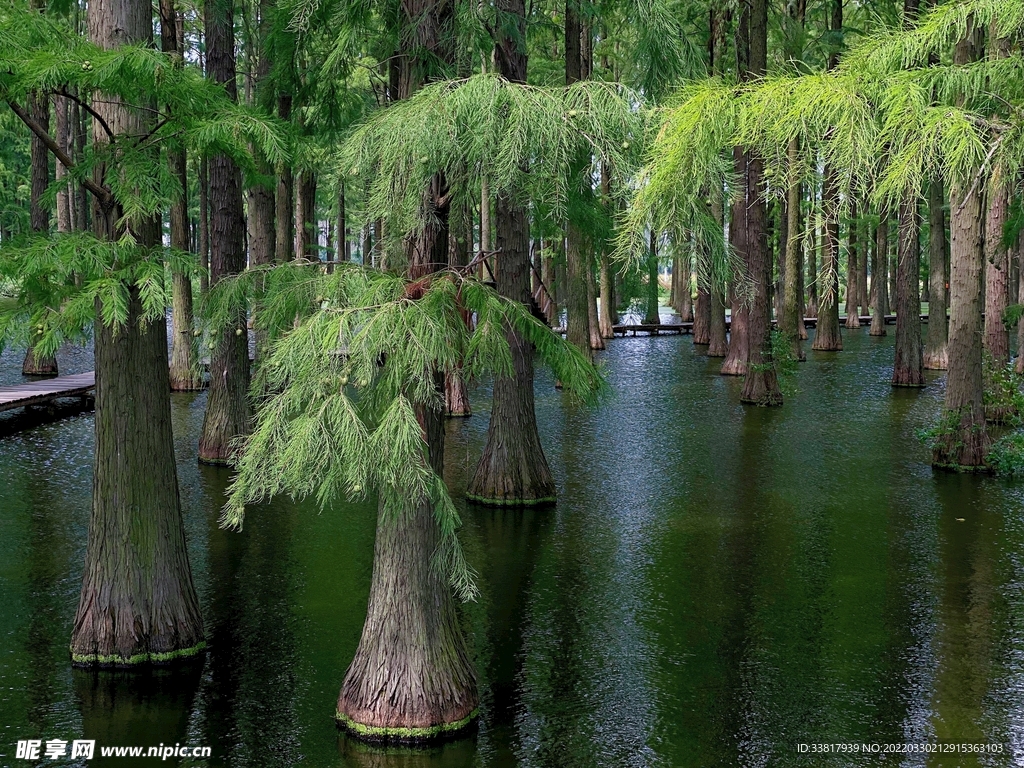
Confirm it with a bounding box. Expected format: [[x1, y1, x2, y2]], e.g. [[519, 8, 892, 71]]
[[71, 642, 206, 668], [169, 367, 205, 392], [812, 325, 843, 351], [720, 357, 747, 376], [931, 411, 991, 471], [923, 348, 948, 370], [337, 710, 478, 744], [869, 318, 887, 337], [23, 346, 58, 376], [740, 371, 783, 406], [891, 369, 925, 387]]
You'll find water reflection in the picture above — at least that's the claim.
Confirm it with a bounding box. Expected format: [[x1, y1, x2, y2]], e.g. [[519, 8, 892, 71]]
[[2, 331, 1024, 768]]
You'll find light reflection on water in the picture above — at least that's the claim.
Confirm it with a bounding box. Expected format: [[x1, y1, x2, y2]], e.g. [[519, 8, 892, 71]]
[[1, 328, 1024, 767]]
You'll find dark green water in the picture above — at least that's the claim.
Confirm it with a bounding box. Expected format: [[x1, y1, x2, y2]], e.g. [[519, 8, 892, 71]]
[[2, 329, 1024, 767]]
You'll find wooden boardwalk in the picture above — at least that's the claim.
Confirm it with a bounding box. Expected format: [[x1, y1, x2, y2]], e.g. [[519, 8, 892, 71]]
[[606, 313, 920, 337], [0, 372, 95, 413]]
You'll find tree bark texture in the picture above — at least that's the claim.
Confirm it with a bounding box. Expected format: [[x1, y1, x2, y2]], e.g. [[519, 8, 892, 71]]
[[924, 177, 948, 366], [983, 177, 1009, 364], [693, 289, 711, 345], [275, 94, 294, 263], [721, 148, 749, 375], [295, 170, 317, 260], [892, 199, 923, 386], [644, 232, 660, 325], [845, 198, 861, 328], [199, 0, 252, 464]]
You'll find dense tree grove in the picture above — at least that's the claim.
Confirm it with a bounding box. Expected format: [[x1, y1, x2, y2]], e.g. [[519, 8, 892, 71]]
[[4, 0, 1024, 744]]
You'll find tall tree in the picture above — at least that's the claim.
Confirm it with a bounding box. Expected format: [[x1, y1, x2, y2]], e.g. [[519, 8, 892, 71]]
[[161, 0, 202, 391], [69, 0, 204, 664], [923, 178, 947, 364], [738, 0, 781, 405], [870, 209, 888, 336], [811, 0, 843, 352], [467, 0, 557, 505], [199, 0, 253, 464]]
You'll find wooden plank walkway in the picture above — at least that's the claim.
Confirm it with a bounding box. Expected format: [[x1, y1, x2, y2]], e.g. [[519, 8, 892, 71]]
[[0, 372, 95, 413], [603, 313, 927, 337]]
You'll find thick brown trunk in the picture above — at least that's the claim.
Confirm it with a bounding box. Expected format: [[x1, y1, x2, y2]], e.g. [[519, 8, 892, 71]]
[[782, 137, 804, 360], [72, 0, 204, 666], [983, 177, 1009, 364], [892, 198, 924, 386], [870, 209, 888, 337], [708, 288, 728, 357], [468, 193, 556, 505], [933, 178, 989, 469], [199, 0, 252, 464], [924, 177, 948, 366]]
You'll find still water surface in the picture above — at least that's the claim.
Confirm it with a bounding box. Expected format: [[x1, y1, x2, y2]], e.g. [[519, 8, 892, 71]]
[[2, 329, 1024, 767]]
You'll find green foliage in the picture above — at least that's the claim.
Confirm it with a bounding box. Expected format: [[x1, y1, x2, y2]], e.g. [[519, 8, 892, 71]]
[[339, 74, 646, 268], [0, 232, 201, 356], [213, 262, 603, 600], [987, 432, 1024, 477], [983, 352, 1024, 427]]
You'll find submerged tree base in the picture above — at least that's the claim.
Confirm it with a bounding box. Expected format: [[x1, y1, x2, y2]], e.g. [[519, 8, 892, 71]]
[[336, 709, 478, 744], [70, 641, 207, 668]]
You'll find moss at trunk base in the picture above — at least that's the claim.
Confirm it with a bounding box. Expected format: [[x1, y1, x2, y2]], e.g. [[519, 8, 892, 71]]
[[71, 641, 207, 667], [336, 709, 479, 743], [465, 492, 556, 507]]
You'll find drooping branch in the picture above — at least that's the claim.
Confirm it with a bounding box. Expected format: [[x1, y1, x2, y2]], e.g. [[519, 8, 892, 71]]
[[56, 88, 115, 141], [7, 100, 112, 206]]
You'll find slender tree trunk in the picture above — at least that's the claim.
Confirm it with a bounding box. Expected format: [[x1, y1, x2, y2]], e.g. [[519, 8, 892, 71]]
[[845, 198, 861, 328], [984, 174, 1009, 364], [295, 171, 317, 260], [644, 232, 660, 324], [892, 199, 924, 386], [806, 201, 818, 318], [870, 209, 889, 336], [199, 0, 252, 464], [1016, 230, 1024, 374], [721, 148, 750, 374], [859, 210, 870, 316], [923, 178, 948, 365], [71, 0, 204, 666], [199, 158, 210, 294], [161, 0, 202, 391], [587, 260, 604, 350], [678, 251, 694, 322], [782, 137, 804, 360], [708, 288, 728, 356], [23, 89, 58, 376], [55, 95, 72, 233], [598, 250, 615, 338], [812, 162, 843, 350], [446, 207, 472, 417], [468, 0, 555, 506], [275, 94, 294, 263]]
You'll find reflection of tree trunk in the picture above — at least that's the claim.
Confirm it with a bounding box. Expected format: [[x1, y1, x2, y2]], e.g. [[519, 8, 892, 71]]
[[892, 199, 923, 387], [924, 178, 948, 366]]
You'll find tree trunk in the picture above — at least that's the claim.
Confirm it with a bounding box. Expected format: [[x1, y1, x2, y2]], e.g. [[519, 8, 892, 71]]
[[295, 171, 317, 261], [23, 89, 58, 376], [445, 208, 472, 417], [198, 158, 210, 294], [892, 198, 924, 386], [845, 198, 860, 328], [71, 0, 204, 666], [337, 398, 477, 739], [933, 176, 989, 469], [598, 252, 615, 338], [55, 94, 73, 233], [587, 261, 604, 350], [275, 94, 294, 263], [782, 136, 804, 360], [721, 148, 749, 375], [738, 0, 779, 405], [708, 288, 728, 356], [678, 251, 694, 322], [161, 0, 203, 391], [1017, 230, 1024, 374], [859, 210, 870, 317], [468, 0, 554, 505], [812, 162, 842, 350], [923, 178, 948, 365], [199, 0, 252, 464], [870, 209, 888, 336], [806, 202, 818, 318], [983, 175, 1009, 364], [693, 289, 711, 345], [643, 232, 660, 324]]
